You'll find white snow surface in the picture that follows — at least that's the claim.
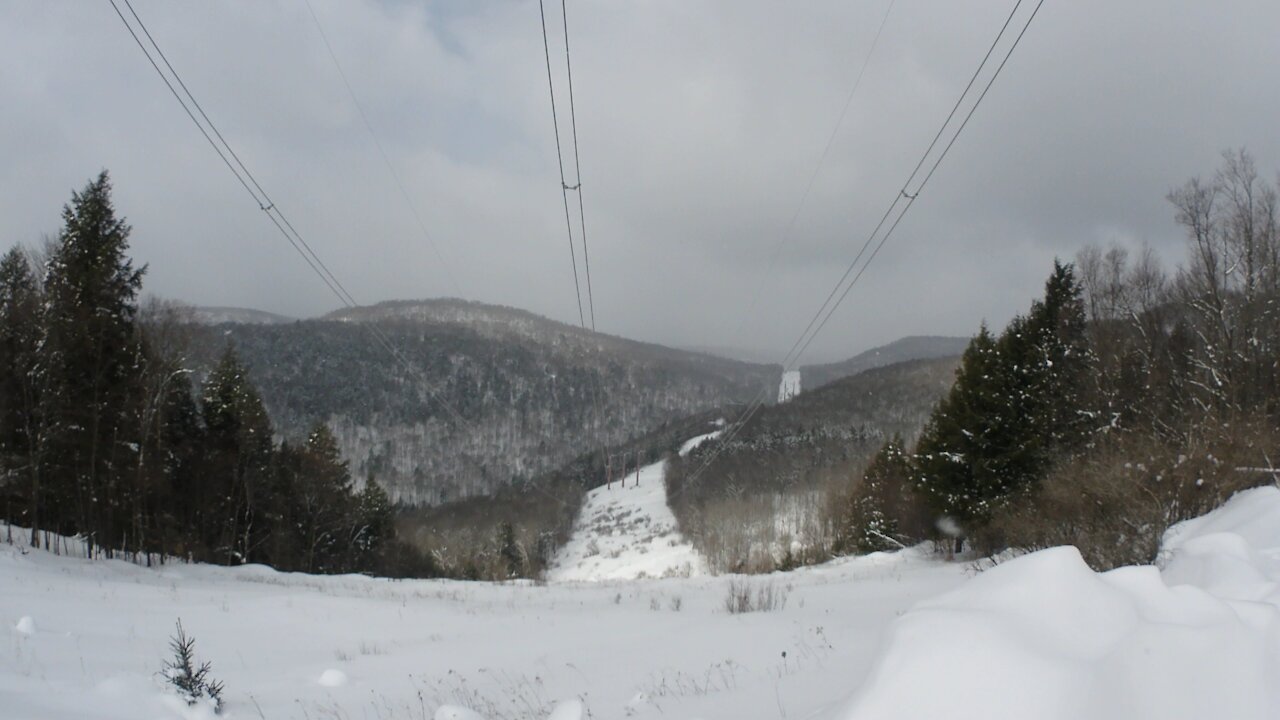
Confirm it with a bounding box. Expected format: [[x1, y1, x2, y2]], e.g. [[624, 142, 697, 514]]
[[678, 428, 723, 456], [841, 485, 1280, 720], [547, 459, 706, 581], [778, 370, 801, 402], [1, 529, 959, 720], [5, 486, 1280, 719]]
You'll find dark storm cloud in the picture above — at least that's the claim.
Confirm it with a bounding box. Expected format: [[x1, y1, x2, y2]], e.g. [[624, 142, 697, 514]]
[[1, 1, 1277, 363]]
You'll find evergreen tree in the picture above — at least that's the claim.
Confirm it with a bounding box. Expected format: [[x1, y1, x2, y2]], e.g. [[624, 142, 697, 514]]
[[838, 436, 921, 554], [0, 247, 44, 543], [200, 345, 274, 564], [295, 423, 354, 573], [914, 261, 1094, 544], [349, 476, 393, 569], [914, 325, 1004, 528], [41, 171, 147, 554]]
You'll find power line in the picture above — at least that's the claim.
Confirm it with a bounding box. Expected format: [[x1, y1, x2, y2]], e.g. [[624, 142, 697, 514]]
[[529, 0, 609, 502], [559, 0, 596, 332], [300, 0, 463, 300], [108, 0, 473, 429], [538, 0, 587, 329], [676, 0, 1047, 497]]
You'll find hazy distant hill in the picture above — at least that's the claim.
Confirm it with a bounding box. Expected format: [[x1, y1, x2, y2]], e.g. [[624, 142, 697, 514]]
[[187, 299, 779, 505], [800, 335, 969, 391], [188, 306, 296, 325]]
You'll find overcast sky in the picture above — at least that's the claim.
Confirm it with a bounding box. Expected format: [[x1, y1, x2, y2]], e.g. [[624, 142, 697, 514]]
[[2, 1, 1278, 363]]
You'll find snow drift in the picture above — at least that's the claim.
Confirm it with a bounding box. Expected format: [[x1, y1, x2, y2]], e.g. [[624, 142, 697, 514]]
[[841, 486, 1280, 720]]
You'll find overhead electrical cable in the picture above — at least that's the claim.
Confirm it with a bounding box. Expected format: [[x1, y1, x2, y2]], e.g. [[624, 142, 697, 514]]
[[559, 0, 596, 331], [300, 0, 463, 299], [675, 0, 1047, 497], [538, 0, 587, 329], [108, 0, 473, 429], [535, 0, 615, 504]]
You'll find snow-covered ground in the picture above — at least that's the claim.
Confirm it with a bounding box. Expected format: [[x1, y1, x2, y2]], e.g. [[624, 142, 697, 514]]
[[5, 484, 1280, 719], [1, 533, 961, 719], [547, 428, 725, 582]]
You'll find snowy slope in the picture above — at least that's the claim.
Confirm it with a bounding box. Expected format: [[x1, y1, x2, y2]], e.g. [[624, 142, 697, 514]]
[[546, 460, 706, 582]]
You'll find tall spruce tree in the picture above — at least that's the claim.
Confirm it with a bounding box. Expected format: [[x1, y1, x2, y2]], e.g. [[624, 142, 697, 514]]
[[294, 424, 354, 573], [914, 262, 1093, 544], [41, 172, 147, 554]]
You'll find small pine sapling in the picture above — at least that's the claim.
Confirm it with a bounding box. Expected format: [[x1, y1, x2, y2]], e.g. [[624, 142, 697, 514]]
[[162, 620, 224, 712]]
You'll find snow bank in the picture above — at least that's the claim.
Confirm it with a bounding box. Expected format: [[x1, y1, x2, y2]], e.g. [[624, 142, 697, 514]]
[[841, 486, 1280, 720]]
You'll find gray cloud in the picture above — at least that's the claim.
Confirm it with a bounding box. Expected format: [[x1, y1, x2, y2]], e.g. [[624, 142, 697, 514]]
[[2, 1, 1278, 363]]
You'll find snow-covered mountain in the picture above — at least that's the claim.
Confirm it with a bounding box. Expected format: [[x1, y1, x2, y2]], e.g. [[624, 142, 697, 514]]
[[187, 306, 295, 325], [185, 299, 781, 505]]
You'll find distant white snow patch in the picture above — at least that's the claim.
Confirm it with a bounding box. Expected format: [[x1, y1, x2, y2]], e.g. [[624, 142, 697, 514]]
[[778, 370, 801, 402], [548, 460, 706, 582], [678, 428, 723, 456], [14, 615, 35, 635]]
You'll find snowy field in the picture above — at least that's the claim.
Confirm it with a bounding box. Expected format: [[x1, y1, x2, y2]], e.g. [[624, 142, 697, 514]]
[[5, 485, 1280, 719]]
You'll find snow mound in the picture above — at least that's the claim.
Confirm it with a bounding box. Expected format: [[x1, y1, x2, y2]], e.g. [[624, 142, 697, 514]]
[[14, 615, 36, 635], [841, 486, 1280, 720], [547, 460, 706, 582], [547, 699, 585, 720], [317, 668, 348, 687]]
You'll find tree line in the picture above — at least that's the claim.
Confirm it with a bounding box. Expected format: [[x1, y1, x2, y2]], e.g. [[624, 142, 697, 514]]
[[835, 150, 1280, 568], [0, 172, 432, 576]]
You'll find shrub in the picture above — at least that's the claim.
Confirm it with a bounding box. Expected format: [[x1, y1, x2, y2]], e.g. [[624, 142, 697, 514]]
[[980, 419, 1279, 570], [723, 579, 789, 613]]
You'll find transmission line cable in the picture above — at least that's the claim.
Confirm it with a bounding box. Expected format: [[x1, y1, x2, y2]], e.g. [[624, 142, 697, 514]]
[[535, 0, 615, 504], [676, 0, 1046, 496], [538, 0, 587, 329], [116, 0, 358, 309], [300, 0, 463, 299], [559, 0, 596, 331], [108, 0, 473, 429]]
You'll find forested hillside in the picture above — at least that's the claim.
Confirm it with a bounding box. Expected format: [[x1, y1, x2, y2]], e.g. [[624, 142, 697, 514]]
[[186, 300, 780, 505], [665, 355, 960, 572], [800, 335, 968, 390]]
